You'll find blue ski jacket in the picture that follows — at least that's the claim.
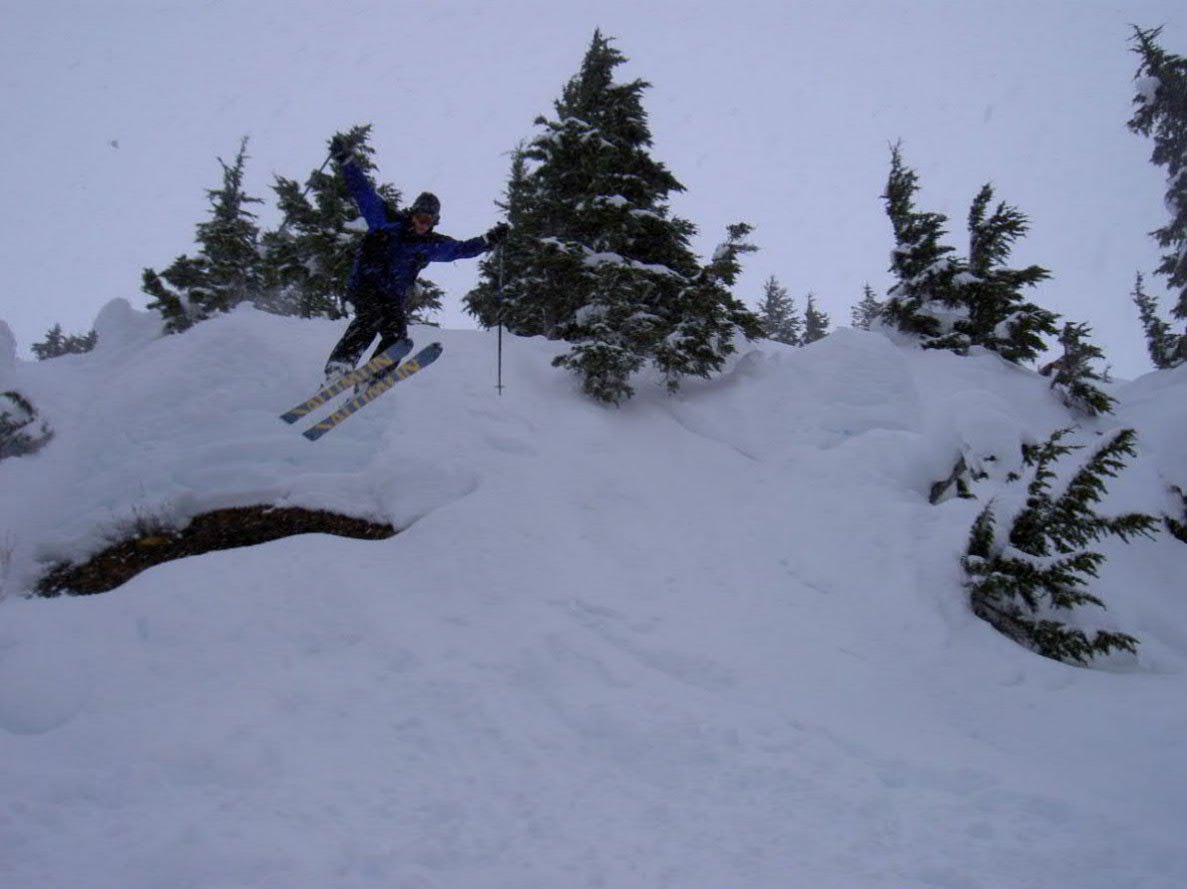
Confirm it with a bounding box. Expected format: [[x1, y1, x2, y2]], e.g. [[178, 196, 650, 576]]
[[342, 160, 488, 306]]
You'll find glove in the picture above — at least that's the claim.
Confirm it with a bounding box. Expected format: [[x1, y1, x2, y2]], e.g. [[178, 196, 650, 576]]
[[329, 136, 354, 166], [484, 222, 511, 248]]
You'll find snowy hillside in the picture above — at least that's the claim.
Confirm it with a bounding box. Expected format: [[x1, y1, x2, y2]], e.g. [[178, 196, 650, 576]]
[[1, 303, 1186, 889]]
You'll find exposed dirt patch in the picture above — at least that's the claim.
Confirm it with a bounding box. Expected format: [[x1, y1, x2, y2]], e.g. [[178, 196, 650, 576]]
[[37, 505, 397, 596]]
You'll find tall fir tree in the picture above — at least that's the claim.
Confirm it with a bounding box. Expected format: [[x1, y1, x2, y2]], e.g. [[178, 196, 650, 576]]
[[142, 137, 264, 332], [802, 293, 831, 344], [1129, 26, 1187, 325], [260, 125, 400, 320], [468, 31, 760, 403], [963, 428, 1158, 665], [850, 284, 882, 330], [880, 145, 1057, 363], [756, 275, 802, 345]]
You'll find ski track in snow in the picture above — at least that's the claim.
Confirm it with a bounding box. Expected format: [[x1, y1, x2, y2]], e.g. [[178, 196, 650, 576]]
[[1, 304, 1186, 888]]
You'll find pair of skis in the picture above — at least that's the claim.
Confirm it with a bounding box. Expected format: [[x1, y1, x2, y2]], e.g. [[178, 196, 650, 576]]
[[280, 340, 442, 441]]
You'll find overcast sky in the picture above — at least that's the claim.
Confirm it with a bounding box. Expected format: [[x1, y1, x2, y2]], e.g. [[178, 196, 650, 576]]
[[2, 0, 1183, 378]]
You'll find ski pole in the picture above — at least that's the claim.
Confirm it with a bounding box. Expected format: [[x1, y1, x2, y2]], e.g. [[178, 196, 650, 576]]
[[496, 244, 505, 395]]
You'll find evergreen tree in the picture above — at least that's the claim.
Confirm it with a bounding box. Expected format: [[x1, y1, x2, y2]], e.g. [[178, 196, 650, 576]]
[[648, 222, 763, 393], [850, 284, 882, 330], [469, 31, 760, 403], [1129, 26, 1187, 323], [406, 279, 444, 325], [1044, 322, 1116, 417], [880, 143, 965, 343], [756, 275, 802, 345], [962, 184, 1057, 363], [963, 428, 1158, 665], [881, 146, 1057, 363], [31, 324, 97, 360], [260, 125, 398, 319], [802, 293, 831, 344], [142, 137, 264, 332], [1131, 272, 1184, 370]]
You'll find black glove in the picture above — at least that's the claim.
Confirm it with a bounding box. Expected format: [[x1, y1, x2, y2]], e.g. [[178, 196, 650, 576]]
[[484, 222, 511, 248], [329, 136, 354, 166]]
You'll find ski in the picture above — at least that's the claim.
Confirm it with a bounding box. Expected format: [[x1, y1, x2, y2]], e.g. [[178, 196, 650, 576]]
[[301, 342, 444, 442], [279, 339, 414, 425]]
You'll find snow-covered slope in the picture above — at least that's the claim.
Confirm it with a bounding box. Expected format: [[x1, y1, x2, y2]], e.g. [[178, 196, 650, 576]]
[[1, 304, 1185, 889]]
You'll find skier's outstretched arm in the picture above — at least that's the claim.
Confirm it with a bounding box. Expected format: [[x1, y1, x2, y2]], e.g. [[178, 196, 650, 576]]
[[425, 234, 489, 263], [425, 223, 511, 263]]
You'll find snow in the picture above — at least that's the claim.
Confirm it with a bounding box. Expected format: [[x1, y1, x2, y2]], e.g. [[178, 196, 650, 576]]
[[1, 304, 1186, 888], [1135, 75, 1161, 104]]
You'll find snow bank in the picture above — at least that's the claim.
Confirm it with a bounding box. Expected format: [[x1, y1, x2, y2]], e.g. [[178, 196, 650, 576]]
[[1, 310, 1185, 888]]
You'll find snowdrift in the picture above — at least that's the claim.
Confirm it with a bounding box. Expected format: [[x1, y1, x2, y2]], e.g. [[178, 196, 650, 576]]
[[1, 303, 1185, 888]]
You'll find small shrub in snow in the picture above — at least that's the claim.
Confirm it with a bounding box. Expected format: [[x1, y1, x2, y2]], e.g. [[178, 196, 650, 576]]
[[1041, 322, 1116, 417], [962, 428, 1158, 665], [0, 391, 53, 460], [31, 324, 97, 360]]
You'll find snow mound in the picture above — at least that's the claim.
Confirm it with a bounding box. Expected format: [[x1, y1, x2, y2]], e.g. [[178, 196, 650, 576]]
[[1, 310, 1186, 888]]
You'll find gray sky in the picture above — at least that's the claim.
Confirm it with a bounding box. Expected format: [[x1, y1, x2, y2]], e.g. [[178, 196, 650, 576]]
[[2, 0, 1183, 378]]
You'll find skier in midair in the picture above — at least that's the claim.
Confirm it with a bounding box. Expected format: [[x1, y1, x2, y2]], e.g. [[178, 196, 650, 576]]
[[322, 135, 509, 382]]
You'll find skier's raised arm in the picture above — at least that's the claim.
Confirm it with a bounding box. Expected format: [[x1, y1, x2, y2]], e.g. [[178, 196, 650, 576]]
[[330, 137, 386, 229]]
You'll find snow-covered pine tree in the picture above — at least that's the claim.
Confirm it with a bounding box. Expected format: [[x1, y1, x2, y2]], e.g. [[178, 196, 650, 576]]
[[756, 275, 802, 345], [142, 137, 264, 332], [881, 147, 1057, 363], [1129, 26, 1187, 343], [963, 428, 1158, 665], [880, 143, 965, 345], [517, 31, 698, 342], [802, 293, 831, 344], [31, 324, 97, 360], [963, 184, 1057, 363], [1044, 322, 1116, 417], [850, 284, 882, 330], [473, 31, 759, 404], [260, 125, 398, 320], [649, 222, 764, 393]]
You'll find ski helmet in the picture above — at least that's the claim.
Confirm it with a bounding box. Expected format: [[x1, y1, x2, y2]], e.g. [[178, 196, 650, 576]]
[[410, 192, 441, 222]]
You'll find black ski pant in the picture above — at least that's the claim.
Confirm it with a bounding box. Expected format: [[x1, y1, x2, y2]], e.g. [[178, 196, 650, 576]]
[[324, 289, 408, 375]]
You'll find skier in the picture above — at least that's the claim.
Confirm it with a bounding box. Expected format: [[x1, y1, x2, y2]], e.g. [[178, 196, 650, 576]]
[[322, 135, 510, 382]]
